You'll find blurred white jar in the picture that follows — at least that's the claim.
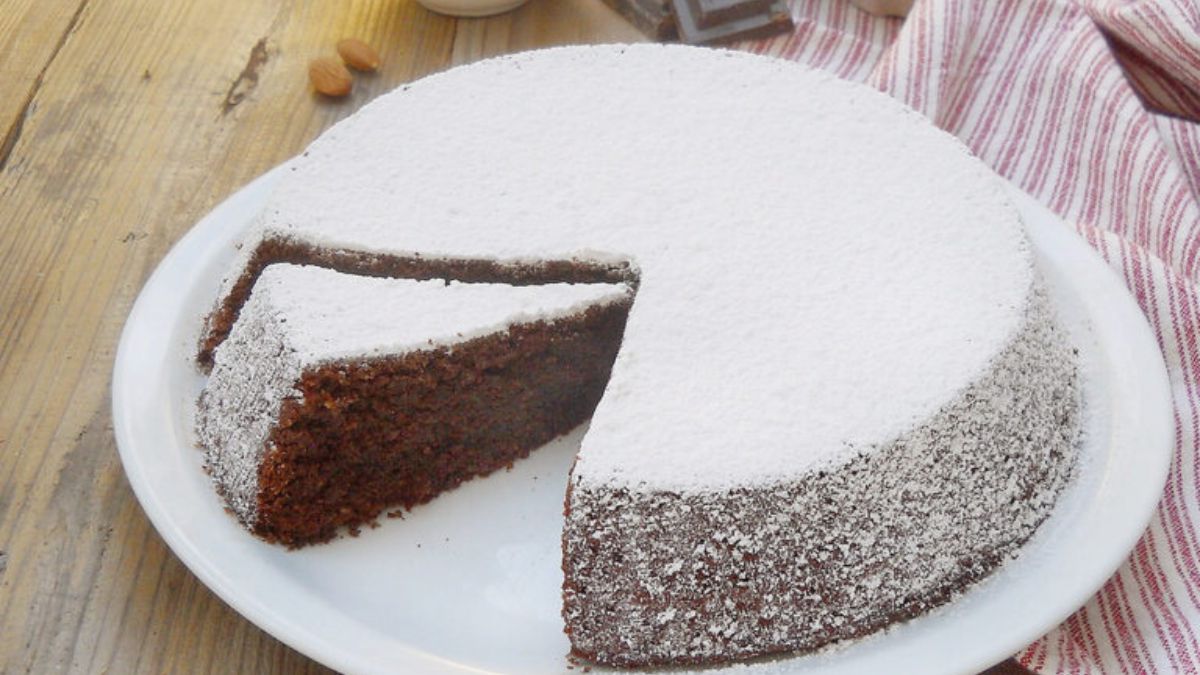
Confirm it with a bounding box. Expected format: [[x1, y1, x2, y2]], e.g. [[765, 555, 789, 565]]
[[417, 0, 530, 17]]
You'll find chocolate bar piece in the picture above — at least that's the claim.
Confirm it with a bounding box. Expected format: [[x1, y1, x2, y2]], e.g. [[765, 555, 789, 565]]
[[671, 0, 793, 44], [601, 0, 677, 41], [602, 0, 793, 44]]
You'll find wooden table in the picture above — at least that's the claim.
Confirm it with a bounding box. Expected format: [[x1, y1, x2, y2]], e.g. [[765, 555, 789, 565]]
[[0, 1, 1032, 672]]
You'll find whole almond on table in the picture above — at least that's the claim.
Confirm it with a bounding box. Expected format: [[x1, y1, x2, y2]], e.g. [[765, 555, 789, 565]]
[[309, 57, 353, 97], [337, 38, 381, 72]]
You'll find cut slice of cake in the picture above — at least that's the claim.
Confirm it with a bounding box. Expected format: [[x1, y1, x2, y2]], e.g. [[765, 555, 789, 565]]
[[196, 264, 633, 546]]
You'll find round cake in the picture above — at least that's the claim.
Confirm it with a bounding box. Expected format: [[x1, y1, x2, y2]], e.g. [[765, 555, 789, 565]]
[[197, 44, 1081, 667]]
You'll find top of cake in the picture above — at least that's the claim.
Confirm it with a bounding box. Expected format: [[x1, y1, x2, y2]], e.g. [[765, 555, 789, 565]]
[[241, 264, 631, 364], [246, 44, 1033, 492]]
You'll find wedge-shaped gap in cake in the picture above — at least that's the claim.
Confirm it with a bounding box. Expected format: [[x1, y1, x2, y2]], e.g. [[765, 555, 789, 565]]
[[197, 263, 635, 547], [198, 235, 639, 369]]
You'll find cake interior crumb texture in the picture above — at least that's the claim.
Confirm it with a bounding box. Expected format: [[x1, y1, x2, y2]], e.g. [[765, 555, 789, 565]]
[[197, 265, 632, 546], [194, 44, 1083, 667]]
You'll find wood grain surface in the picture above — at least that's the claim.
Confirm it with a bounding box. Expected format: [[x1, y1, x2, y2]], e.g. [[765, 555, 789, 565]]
[[0, 1, 1030, 672]]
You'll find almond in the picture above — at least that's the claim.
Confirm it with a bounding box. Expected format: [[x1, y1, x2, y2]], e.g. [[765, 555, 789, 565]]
[[309, 57, 353, 97], [337, 38, 381, 72]]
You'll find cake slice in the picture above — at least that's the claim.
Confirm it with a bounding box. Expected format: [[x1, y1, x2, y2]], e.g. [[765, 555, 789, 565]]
[[196, 264, 633, 546]]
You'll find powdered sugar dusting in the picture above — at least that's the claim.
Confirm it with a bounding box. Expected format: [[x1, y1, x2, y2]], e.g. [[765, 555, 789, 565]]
[[256, 44, 1032, 491], [196, 289, 303, 527], [247, 265, 631, 364]]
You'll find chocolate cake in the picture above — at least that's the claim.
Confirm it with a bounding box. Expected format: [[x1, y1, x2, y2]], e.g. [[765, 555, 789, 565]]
[[197, 45, 1082, 667], [197, 264, 632, 546]]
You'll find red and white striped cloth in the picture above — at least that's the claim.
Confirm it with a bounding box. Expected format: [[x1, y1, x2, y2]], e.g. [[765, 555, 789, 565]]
[[746, 1, 1200, 672]]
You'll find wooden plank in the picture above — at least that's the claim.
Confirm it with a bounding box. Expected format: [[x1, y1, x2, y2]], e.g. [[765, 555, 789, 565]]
[[0, 1, 642, 672], [0, 1, 456, 672], [0, 0, 89, 164]]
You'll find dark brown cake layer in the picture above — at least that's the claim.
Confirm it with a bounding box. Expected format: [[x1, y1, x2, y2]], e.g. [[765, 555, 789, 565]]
[[198, 236, 636, 370], [251, 298, 631, 547], [563, 484, 1022, 668]]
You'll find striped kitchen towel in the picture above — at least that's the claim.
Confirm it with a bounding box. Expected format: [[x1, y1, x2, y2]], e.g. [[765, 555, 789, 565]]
[[746, 1, 1200, 672]]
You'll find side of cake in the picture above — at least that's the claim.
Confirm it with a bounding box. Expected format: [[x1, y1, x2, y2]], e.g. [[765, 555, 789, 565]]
[[562, 281, 1080, 666], [197, 264, 632, 546]]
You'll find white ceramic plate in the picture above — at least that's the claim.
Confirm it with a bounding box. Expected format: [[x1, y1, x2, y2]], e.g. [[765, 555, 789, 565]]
[[112, 167, 1173, 675]]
